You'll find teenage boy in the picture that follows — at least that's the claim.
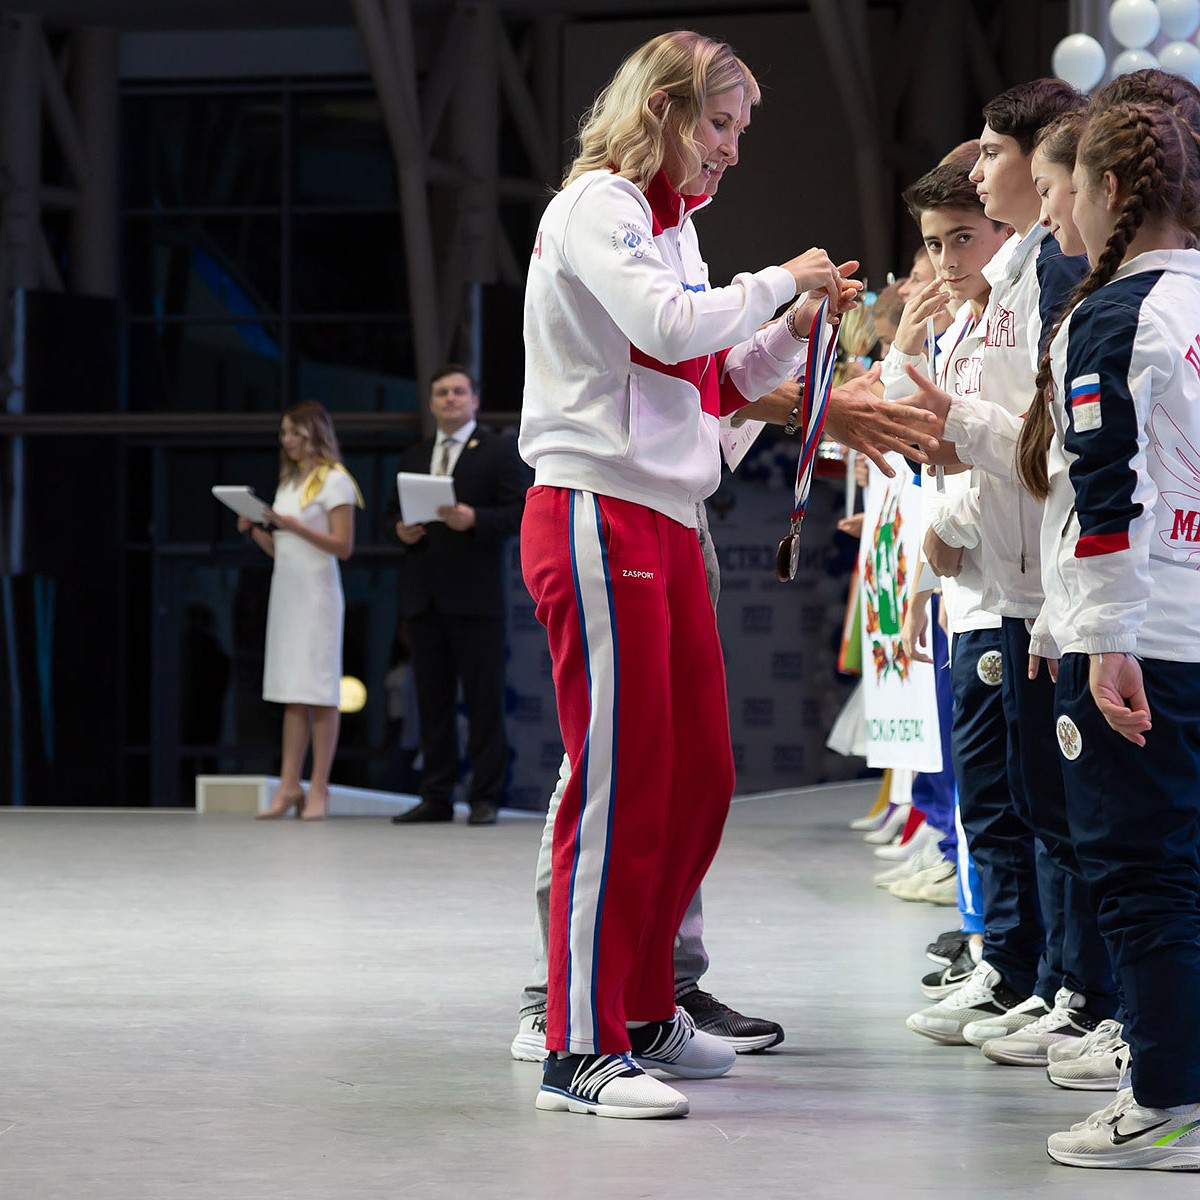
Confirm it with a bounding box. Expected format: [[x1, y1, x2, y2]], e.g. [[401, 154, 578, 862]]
[[877, 153, 1048, 1038], [904, 81, 1120, 1062]]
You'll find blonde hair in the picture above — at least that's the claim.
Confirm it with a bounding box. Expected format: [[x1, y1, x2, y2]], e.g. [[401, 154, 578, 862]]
[[279, 400, 342, 485], [564, 31, 756, 192]]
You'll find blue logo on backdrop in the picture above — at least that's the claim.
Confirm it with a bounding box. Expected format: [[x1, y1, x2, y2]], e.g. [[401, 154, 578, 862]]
[[731, 743, 747, 772], [741, 605, 774, 635], [771, 651, 805, 680], [742, 698, 775, 728], [541, 741, 566, 769]]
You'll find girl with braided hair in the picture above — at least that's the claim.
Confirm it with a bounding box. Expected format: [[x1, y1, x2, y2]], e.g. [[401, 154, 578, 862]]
[[1015, 101, 1200, 1170]]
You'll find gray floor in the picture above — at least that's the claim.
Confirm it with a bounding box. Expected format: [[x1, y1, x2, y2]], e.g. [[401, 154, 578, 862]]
[[0, 783, 1190, 1199]]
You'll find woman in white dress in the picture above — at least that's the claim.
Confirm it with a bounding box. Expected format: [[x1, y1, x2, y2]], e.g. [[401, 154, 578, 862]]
[[239, 401, 362, 820]]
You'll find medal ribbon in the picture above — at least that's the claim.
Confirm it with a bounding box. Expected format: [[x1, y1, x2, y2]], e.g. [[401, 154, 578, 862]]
[[788, 298, 842, 525]]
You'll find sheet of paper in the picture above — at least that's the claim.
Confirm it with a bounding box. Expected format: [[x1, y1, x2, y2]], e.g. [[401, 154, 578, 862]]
[[397, 472, 457, 524], [212, 485, 272, 523], [719, 415, 765, 471]]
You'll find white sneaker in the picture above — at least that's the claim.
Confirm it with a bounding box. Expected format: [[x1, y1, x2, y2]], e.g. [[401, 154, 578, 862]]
[[629, 1007, 735, 1079], [916, 870, 961, 907], [849, 804, 891, 832], [906, 961, 1024, 1045], [873, 818, 942, 861], [1047, 1088, 1200, 1170], [863, 804, 911, 845], [981, 987, 1107, 1066], [962, 995, 1052, 1047], [511, 1011, 549, 1062], [874, 833, 943, 887], [1048, 1018, 1123, 1064], [889, 860, 955, 902], [1047, 1024, 1132, 1092], [536, 1052, 689, 1119]]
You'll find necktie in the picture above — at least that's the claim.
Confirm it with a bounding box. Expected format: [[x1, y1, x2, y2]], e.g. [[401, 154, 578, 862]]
[[435, 438, 452, 476]]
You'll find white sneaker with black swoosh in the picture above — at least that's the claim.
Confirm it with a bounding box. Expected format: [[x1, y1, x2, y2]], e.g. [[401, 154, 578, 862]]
[[1047, 1088, 1200, 1170]]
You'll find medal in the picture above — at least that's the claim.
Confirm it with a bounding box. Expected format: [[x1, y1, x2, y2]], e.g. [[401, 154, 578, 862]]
[[775, 521, 802, 582], [777, 299, 841, 583]]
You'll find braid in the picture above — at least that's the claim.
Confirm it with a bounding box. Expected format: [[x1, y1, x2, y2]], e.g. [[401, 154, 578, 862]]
[[1016, 106, 1161, 500]]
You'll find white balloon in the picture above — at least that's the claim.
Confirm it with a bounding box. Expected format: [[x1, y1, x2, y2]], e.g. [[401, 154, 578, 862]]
[[1159, 0, 1200, 40], [1052, 33, 1108, 91], [1108, 0, 1162, 48], [1112, 47, 1162, 75], [1160, 39, 1200, 84]]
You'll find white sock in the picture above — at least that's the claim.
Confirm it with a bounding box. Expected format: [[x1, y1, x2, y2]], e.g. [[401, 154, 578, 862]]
[[626, 1020, 649, 1029]]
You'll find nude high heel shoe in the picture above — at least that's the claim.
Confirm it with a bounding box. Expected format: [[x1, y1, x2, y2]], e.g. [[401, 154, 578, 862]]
[[256, 788, 305, 819], [300, 789, 328, 821]]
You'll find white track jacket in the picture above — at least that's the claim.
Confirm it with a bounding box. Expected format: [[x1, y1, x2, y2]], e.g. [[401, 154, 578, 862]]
[[1031, 249, 1200, 662], [519, 169, 805, 528]]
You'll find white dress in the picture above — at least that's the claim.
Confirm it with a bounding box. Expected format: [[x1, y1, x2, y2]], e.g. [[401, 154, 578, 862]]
[[262, 469, 357, 706]]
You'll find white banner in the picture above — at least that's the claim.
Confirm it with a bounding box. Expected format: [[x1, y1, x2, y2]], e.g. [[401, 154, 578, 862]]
[[858, 456, 943, 772]]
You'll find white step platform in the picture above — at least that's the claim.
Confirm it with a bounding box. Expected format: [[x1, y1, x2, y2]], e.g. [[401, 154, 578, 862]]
[[194, 775, 421, 817], [193, 776, 545, 820]]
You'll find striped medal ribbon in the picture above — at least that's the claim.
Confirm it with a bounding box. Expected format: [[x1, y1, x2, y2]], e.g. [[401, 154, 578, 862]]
[[776, 297, 842, 582]]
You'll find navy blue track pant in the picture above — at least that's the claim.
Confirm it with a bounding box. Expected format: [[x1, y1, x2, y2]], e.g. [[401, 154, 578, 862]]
[[1000, 618, 1116, 1013], [952, 627, 1043, 997], [1056, 653, 1200, 1107]]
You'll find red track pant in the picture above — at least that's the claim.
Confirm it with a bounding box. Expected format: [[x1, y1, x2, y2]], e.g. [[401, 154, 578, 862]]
[[521, 486, 734, 1054]]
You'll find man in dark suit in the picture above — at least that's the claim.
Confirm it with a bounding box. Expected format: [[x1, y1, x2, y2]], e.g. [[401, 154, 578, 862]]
[[385, 363, 531, 826]]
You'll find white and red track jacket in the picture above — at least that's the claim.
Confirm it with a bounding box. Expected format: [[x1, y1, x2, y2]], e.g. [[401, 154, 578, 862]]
[[932, 225, 1088, 619], [519, 168, 805, 528], [1031, 248, 1200, 662], [881, 301, 999, 636]]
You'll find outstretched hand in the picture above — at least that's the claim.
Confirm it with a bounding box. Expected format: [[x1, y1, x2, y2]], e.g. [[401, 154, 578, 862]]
[[1089, 652, 1152, 747], [825, 364, 941, 478]]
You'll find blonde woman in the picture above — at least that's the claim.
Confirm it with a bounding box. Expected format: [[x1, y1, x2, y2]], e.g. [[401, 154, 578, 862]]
[[239, 401, 362, 820], [520, 30, 858, 1119]]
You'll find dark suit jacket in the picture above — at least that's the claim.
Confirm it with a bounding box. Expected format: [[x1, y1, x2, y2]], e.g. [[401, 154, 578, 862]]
[[384, 426, 532, 619]]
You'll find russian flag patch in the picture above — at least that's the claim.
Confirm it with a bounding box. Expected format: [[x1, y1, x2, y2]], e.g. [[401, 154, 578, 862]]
[[1070, 373, 1102, 432]]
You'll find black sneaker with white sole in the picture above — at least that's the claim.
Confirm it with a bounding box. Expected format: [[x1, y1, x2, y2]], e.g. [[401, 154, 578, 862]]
[[675, 986, 785, 1053], [535, 1052, 689, 1119], [920, 944, 977, 1000], [926, 929, 969, 966]]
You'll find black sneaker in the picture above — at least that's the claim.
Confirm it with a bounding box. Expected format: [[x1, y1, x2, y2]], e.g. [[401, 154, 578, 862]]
[[535, 1052, 688, 1118], [925, 928, 968, 966], [920, 944, 977, 1000], [674, 986, 784, 1053]]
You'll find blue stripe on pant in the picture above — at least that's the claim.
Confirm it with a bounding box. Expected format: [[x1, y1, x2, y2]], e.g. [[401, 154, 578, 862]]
[[1056, 653, 1200, 1107], [952, 626, 1042, 996], [911, 595, 957, 851], [954, 792, 985, 934], [999, 618, 1116, 1013]]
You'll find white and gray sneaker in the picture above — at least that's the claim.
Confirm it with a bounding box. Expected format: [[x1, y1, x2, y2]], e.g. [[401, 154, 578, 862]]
[[1048, 1017, 1122, 1064], [510, 1010, 549, 1062], [536, 1052, 689, 1119], [1047, 1022, 1132, 1092], [1047, 1087, 1200, 1170], [962, 995, 1052, 1046], [629, 1006, 735, 1079], [980, 987, 1104, 1066], [906, 961, 1024, 1045], [874, 834, 943, 887]]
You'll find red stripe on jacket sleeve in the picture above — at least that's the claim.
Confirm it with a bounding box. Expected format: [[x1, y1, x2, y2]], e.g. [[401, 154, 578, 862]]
[[1075, 531, 1130, 558]]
